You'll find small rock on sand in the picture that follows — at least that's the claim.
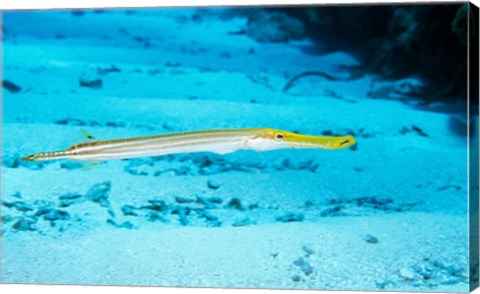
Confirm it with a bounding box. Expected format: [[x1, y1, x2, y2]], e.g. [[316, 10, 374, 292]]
[[172, 207, 189, 225], [293, 258, 314, 275], [12, 218, 36, 231], [291, 274, 302, 282], [320, 205, 344, 217], [302, 245, 315, 256], [107, 219, 134, 229], [145, 211, 168, 223], [79, 78, 103, 89], [226, 198, 243, 210], [2, 154, 20, 168], [35, 208, 70, 221], [207, 180, 221, 190], [143, 199, 168, 212], [85, 181, 111, 207], [3, 201, 33, 212], [363, 234, 379, 244], [276, 212, 304, 223], [60, 161, 84, 170], [175, 196, 194, 204], [232, 218, 256, 227], [399, 267, 416, 280], [2, 80, 22, 93], [121, 205, 138, 216], [58, 193, 83, 207]]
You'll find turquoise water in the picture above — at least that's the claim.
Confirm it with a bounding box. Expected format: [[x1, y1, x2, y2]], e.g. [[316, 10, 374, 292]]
[[0, 6, 474, 292]]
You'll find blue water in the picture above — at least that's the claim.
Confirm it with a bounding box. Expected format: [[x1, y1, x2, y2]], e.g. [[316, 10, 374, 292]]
[[0, 6, 474, 292]]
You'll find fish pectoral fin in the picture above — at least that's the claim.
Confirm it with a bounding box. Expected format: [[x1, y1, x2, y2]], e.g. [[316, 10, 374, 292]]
[[212, 150, 231, 155], [211, 147, 238, 155], [82, 161, 104, 171]]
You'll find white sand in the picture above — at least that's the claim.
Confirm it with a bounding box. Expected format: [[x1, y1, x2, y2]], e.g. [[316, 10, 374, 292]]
[[1, 213, 468, 291]]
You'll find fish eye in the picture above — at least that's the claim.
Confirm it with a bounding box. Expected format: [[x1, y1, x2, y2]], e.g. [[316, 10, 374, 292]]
[[275, 133, 284, 140]]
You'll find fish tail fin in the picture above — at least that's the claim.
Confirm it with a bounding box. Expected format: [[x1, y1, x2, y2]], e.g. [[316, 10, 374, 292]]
[[21, 150, 70, 162]]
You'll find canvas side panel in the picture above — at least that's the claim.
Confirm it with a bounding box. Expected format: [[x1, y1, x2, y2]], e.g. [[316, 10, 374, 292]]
[[469, 1, 480, 292]]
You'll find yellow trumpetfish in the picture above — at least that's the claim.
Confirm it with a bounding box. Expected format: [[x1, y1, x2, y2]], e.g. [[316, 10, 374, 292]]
[[21, 128, 356, 162]]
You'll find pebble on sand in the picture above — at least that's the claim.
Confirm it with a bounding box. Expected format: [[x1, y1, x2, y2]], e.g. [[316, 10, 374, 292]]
[[79, 78, 103, 89], [35, 208, 71, 221], [175, 196, 195, 204], [293, 258, 314, 275], [302, 245, 315, 257], [226, 198, 243, 210], [2, 201, 33, 212], [143, 199, 169, 212], [2, 80, 22, 93], [121, 205, 138, 216], [276, 212, 304, 223], [363, 234, 379, 244], [399, 267, 417, 280], [85, 181, 112, 207], [207, 180, 221, 190], [12, 218, 36, 231], [145, 211, 168, 223], [291, 274, 302, 282], [58, 193, 83, 207], [232, 218, 256, 227], [107, 219, 134, 229]]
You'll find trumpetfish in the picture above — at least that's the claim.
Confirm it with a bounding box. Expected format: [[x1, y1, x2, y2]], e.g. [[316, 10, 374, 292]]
[[21, 128, 356, 162]]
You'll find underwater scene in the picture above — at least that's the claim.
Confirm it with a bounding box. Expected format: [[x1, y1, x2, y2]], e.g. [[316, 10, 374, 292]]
[[1, 4, 478, 292]]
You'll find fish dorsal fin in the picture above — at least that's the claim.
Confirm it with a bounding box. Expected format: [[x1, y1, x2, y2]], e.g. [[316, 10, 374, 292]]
[[67, 129, 97, 151], [81, 129, 96, 140]]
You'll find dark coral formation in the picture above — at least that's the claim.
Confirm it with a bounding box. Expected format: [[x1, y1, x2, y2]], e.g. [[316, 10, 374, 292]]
[[254, 4, 476, 103], [245, 11, 305, 43]]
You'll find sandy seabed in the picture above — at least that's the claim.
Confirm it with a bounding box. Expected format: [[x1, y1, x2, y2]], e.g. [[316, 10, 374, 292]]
[[1, 8, 471, 292]]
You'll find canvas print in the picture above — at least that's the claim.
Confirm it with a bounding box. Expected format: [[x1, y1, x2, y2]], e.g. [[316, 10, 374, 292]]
[[1, 2, 479, 292]]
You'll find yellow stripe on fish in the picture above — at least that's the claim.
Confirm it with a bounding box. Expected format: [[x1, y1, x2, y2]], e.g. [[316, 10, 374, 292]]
[[21, 128, 356, 162]]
